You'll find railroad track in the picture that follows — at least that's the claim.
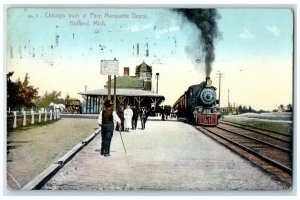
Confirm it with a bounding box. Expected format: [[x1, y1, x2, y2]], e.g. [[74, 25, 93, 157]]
[[195, 123, 292, 186], [220, 120, 292, 142]]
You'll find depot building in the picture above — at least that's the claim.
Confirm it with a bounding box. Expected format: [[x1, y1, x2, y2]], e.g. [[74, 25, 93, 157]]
[[79, 61, 165, 114]]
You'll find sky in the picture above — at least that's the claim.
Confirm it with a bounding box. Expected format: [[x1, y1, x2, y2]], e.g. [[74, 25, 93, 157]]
[[6, 7, 294, 111]]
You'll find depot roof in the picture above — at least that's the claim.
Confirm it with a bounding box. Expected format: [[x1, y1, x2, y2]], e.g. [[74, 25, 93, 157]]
[[104, 75, 144, 89], [79, 88, 165, 99]]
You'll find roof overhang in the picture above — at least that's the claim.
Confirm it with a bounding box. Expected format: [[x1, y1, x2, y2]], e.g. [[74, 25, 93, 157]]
[[79, 88, 165, 99]]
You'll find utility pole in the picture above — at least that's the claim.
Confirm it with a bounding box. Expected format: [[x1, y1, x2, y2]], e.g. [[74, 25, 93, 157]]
[[108, 75, 111, 100], [155, 72, 160, 94], [114, 75, 116, 111], [228, 89, 230, 108], [215, 71, 225, 107]]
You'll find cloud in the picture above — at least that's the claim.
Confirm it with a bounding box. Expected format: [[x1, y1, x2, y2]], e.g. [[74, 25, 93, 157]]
[[126, 22, 153, 32], [239, 29, 254, 39], [155, 25, 180, 38], [266, 25, 280, 36]]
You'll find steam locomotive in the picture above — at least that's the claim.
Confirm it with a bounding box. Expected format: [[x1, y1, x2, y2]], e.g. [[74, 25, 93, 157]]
[[173, 77, 220, 126]]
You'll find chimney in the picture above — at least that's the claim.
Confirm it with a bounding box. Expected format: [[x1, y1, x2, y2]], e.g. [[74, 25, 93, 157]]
[[124, 67, 129, 76]]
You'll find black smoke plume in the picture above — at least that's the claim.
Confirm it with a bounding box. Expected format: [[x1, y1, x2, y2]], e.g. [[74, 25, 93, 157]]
[[174, 9, 220, 77]]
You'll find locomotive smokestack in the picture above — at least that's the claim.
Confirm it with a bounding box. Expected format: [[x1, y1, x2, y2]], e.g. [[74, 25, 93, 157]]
[[174, 9, 220, 77], [206, 77, 210, 82]]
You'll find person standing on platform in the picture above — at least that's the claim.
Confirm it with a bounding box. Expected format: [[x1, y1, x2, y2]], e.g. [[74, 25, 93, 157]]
[[98, 100, 121, 157], [117, 104, 124, 131], [161, 106, 165, 121], [124, 105, 133, 132], [140, 107, 147, 130], [131, 105, 138, 130]]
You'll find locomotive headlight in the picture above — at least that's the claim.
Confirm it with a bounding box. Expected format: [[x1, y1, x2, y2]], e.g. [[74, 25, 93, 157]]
[[206, 79, 212, 85], [206, 77, 212, 85]]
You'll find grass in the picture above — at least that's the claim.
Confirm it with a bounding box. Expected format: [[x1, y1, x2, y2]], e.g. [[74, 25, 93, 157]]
[[221, 116, 293, 135]]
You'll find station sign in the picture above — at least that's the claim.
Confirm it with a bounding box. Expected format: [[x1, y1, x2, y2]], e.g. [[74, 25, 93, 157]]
[[100, 59, 119, 75]]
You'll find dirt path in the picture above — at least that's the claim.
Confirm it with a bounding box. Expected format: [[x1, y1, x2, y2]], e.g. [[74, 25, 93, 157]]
[[6, 118, 99, 189]]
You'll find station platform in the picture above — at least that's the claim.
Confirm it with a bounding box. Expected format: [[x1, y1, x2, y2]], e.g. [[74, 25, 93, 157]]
[[42, 116, 289, 191]]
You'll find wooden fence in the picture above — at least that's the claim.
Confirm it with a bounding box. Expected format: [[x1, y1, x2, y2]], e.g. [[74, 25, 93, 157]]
[[7, 110, 61, 130]]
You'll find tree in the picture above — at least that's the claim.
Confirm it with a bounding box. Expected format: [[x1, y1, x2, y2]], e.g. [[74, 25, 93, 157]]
[[7, 72, 18, 109], [7, 72, 39, 110], [248, 105, 252, 112], [287, 104, 293, 112], [237, 105, 242, 114], [278, 104, 284, 112], [35, 91, 65, 108], [236, 104, 257, 114]]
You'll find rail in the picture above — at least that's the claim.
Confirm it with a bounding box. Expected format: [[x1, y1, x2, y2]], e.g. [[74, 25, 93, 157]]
[[216, 125, 291, 153], [201, 126, 292, 175]]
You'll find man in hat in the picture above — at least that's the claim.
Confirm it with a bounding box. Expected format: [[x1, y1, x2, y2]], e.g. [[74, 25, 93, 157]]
[[98, 100, 122, 157], [131, 105, 138, 130], [139, 106, 148, 130]]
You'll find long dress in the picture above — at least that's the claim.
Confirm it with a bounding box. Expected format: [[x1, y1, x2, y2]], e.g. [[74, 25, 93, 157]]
[[124, 108, 133, 130]]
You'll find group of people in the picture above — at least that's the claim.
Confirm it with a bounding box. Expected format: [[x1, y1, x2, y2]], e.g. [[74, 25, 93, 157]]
[[97, 100, 149, 157], [116, 104, 149, 131], [159, 105, 173, 121]]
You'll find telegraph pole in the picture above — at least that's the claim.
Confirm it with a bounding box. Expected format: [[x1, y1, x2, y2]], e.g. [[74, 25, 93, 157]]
[[108, 75, 111, 100], [114, 75, 116, 111], [228, 89, 230, 108], [215, 71, 225, 107]]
